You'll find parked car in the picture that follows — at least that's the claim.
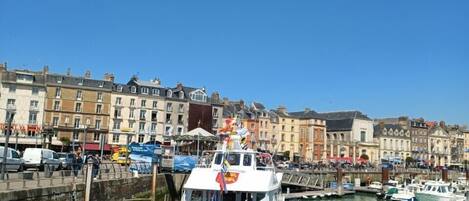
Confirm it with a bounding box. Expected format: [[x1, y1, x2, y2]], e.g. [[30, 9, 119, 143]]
[[22, 148, 61, 171], [0, 146, 24, 172], [57, 152, 75, 170], [276, 161, 289, 169]]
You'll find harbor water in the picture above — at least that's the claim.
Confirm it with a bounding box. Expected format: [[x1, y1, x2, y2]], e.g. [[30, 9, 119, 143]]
[[302, 194, 377, 201]]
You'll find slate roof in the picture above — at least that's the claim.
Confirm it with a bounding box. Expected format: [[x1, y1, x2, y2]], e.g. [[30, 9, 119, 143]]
[[252, 102, 266, 110], [1, 70, 46, 86], [46, 74, 113, 90], [373, 124, 409, 137], [222, 101, 254, 119], [289, 110, 325, 120], [318, 111, 372, 121], [326, 119, 354, 132]]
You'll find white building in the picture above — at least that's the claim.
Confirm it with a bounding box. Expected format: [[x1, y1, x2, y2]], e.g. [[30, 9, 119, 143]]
[[0, 65, 49, 148], [108, 77, 189, 146]]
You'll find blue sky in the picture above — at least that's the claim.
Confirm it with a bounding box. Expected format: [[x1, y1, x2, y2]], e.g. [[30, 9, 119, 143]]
[[1, 1, 468, 125]]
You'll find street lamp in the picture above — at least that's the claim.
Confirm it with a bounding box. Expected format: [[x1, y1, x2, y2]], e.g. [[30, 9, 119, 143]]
[[81, 119, 91, 157], [1, 109, 16, 180]]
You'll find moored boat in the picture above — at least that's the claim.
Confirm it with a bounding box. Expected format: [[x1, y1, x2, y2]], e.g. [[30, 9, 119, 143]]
[[414, 181, 465, 201]]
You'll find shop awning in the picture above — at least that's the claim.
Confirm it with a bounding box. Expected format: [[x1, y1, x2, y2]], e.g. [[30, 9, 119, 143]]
[[81, 143, 111, 151]]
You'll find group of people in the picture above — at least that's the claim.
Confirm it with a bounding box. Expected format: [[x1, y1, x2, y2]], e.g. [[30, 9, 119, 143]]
[[71, 152, 101, 179]]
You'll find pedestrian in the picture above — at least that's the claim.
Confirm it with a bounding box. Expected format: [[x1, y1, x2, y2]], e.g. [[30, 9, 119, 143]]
[[73, 152, 83, 178], [93, 154, 101, 179]]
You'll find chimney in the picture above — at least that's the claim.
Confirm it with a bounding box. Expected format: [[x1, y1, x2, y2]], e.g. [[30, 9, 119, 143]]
[[66, 68, 71, 76], [104, 73, 115, 82], [223, 97, 229, 106], [0, 63, 5, 72], [151, 77, 161, 85], [42, 65, 49, 75], [176, 82, 183, 90], [84, 70, 91, 79], [439, 121, 446, 129], [277, 105, 287, 114], [239, 100, 245, 109], [398, 116, 409, 129], [211, 92, 220, 102], [379, 121, 385, 130]]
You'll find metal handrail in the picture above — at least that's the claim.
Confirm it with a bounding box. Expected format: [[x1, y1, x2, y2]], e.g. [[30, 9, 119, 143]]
[[0, 162, 153, 191]]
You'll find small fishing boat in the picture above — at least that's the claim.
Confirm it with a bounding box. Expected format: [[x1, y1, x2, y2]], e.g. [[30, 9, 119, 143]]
[[390, 184, 422, 201], [414, 181, 465, 201]]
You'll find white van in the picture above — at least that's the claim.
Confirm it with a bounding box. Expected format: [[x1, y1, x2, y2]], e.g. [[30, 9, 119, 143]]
[[0, 146, 24, 172], [22, 148, 61, 170]]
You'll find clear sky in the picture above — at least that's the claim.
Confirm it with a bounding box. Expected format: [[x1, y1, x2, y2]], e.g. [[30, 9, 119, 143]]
[[1, 1, 468, 125]]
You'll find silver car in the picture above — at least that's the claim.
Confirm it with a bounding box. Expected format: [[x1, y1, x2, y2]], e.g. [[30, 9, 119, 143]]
[[0, 146, 24, 172], [57, 153, 75, 170]]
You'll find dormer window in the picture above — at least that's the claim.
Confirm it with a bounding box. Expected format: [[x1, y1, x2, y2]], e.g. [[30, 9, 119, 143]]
[[179, 91, 184, 99], [152, 88, 160, 96], [57, 77, 63, 83], [78, 79, 83, 86], [141, 87, 149, 94], [98, 82, 104, 88], [189, 90, 207, 102], [117, 85, 123, 92], [167, 90, 173, 98], [131, 86, 137, 93]]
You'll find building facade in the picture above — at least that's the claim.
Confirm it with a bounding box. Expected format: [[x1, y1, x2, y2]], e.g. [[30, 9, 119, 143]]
[[409, 118, 429, 161], [321, 111, 378, 164], [289, 109, 326, 162], [447, 125, 465, 165], [374, 123, 411, 161], [43, 71, 113, 152], [109, 77, 170, 145], [464, 130, 469, 162], [428, 123, 452, 166], [0, 65, 49, 148]]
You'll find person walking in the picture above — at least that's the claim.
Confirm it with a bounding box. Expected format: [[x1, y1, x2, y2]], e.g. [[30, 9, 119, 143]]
[[72, 152, 83, 178]]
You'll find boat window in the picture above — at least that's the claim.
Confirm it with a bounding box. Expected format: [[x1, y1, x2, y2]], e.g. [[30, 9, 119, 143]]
[[243, 154, 252, 166], [425, 185, 431, 191], [190, 190, 202, 201], [227, 154, 240, 166], [214, 153, 223, 165]]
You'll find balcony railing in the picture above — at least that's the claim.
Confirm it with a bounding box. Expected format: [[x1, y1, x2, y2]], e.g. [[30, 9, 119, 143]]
[[6, 104, 16, 111]]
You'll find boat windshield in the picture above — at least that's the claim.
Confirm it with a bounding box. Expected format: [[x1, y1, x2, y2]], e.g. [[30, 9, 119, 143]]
[[437, 186, 447, 193]]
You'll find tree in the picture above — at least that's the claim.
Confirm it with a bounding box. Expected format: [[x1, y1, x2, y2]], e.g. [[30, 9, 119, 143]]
[[59, 136, 70, 152], [405, 157, 414, 166], [360, 154, 369, 161]]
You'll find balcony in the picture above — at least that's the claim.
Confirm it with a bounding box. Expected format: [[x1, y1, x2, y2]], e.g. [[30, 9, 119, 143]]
[[177, 121, 184, 125], [166, 120, 172, 124], [151, 118, 158, 122], [6, 104, 16, 111], [113, 115, 122, 120]]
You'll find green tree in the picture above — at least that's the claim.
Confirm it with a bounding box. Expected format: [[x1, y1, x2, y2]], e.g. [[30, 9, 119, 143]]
[[59, 136, 70, 152]]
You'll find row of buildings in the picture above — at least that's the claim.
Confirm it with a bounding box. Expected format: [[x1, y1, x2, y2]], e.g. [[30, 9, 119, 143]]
[[0, 64, 468, 166]]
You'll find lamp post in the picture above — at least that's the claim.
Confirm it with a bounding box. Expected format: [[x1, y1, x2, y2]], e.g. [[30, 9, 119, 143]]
[[81, 119, 90, 157], [1, 110, 15, 180]]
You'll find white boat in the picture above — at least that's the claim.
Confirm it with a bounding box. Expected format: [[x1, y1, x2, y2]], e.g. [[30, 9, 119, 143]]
[[368, 181, 383, 190], [390, 184, 422, 201], [181, 135, 284, 201], [414, 181, 466, 201]]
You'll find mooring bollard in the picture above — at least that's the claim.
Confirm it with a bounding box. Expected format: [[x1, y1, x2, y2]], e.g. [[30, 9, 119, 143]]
[[84, 161, 93, 201], [152, 163, 158, 201]]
